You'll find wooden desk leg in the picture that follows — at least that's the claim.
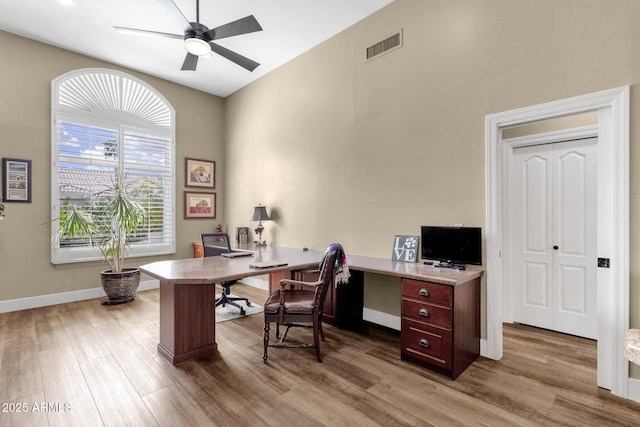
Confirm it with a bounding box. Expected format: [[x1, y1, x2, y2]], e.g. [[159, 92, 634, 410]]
[[157, 280, 218, 365]]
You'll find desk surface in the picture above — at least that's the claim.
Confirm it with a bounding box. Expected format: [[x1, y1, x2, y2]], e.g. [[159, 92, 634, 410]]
[[140, 246, 324, 284], [348, 254, 483, 285], [140, 245, 483, 286]]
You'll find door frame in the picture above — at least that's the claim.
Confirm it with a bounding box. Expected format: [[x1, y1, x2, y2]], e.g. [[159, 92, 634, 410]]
[[484, 86, 630, 398]]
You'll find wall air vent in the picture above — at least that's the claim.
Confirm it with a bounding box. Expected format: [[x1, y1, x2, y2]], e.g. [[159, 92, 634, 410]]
[[366, 30, 402, 62]]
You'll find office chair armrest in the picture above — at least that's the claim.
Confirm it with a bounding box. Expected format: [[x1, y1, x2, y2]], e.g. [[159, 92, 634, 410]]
[[278, 279, 322, 307]]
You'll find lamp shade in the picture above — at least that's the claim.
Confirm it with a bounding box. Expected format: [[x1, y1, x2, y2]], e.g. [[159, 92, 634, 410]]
[[251, 205, 270, 222]]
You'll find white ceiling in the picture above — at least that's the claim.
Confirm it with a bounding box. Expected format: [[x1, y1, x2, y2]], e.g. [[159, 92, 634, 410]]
[[0, 0, 393, 97]]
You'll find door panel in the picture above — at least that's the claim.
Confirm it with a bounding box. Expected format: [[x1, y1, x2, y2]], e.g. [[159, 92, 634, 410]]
[[524, 262, 550, 308], [524, 156, 550, 254], [558, 265, 586, 313], [557, 150, 588, 255], [553, 141, 597, 339], [513, 147, 553, 329]]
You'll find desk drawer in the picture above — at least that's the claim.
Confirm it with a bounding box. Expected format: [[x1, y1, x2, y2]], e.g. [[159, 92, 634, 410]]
[[401, 318, 452, 370], [402, 299, 452, 329], [402, 279, 452, 307]]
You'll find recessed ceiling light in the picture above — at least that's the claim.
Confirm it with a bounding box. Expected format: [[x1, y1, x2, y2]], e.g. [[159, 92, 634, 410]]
[[57, 0, 76, 6]]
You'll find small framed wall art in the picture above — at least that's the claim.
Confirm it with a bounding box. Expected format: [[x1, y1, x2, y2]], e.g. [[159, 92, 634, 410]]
[[391, 235, 419, 262], [184, 192, 216, 219], [2, 158, 32, 203], [185, 157, 215, 189]]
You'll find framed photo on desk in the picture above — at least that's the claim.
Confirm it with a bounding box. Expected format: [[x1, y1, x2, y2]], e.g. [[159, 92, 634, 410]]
[[391, 235, 418, 262], [235, 226, 249, 244]]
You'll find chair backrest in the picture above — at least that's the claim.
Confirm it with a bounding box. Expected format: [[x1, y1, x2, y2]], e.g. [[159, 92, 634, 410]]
[[202, 233, 232, 257], [314, 247, 339, 309]]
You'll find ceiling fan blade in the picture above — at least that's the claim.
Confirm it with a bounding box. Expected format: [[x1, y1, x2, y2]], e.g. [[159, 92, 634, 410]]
[[158, 0, 192, 30], [181, 53, 199, 71], [206, 15, 263, 40], [113, 26, 183, 40], [210, 42, 260, 71]]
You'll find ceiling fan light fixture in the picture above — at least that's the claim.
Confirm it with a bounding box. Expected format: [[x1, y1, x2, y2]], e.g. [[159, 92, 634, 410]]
[[115, 0, 262, 72], [184, 37, 211, 56]]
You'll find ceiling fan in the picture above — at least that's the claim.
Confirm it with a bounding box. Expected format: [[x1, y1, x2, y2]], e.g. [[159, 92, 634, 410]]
[[114, 0, 263, 72]]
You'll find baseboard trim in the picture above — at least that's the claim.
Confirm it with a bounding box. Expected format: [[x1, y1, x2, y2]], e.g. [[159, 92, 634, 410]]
[[0, 279, 159, 313], [480, 339, 492, 359], [628, 377, 640, 403], [362, 307, 400, 331], [239, 276, 269, 290]]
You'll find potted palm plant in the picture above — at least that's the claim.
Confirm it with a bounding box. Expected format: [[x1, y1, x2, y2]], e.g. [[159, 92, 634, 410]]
[[0, 198, 5, 220], [57, 180, 148, 304]]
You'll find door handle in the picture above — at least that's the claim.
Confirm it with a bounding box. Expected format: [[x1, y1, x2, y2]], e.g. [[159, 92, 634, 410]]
[[553, 246, 559, 250]]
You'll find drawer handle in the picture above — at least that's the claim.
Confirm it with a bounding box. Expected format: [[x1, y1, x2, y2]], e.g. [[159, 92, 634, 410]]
[[419, 308, 430, 317], [419, 288, 430, 297], [419, 339, 430, 348]]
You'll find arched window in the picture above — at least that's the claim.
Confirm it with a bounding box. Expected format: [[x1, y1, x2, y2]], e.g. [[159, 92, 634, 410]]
[[51, 68, 175, 264]]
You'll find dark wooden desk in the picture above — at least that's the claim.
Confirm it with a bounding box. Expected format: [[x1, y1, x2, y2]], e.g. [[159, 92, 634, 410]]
[[140, 246, 324, 364], [329, 255, 483, 379], [141, 247, 483, 378]]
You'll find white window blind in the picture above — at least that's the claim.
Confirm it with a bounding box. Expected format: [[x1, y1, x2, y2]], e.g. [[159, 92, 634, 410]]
[[57, 120, 119, 253], [51, 69, 175, 264], [122, 131, 174, 247]]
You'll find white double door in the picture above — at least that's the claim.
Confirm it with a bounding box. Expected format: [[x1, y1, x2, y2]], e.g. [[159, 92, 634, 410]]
[[511, 138, 597, 339]]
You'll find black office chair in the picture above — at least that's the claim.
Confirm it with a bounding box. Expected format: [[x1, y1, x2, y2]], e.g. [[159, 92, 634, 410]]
[[201, 233, 251, 315]]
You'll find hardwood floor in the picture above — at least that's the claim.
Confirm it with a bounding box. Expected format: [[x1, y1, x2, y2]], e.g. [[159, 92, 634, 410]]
[[1, 283, 639, 426]]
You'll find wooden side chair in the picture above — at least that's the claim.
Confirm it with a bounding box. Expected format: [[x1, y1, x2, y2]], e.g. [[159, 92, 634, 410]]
[[262, 245, 340, 363]]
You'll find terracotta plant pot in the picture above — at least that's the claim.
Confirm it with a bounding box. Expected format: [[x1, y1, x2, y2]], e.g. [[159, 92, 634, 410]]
[[100, 268, 140, 305]]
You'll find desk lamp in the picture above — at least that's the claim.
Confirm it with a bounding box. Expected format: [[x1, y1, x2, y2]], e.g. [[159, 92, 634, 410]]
[[251, 205, 270, 246]]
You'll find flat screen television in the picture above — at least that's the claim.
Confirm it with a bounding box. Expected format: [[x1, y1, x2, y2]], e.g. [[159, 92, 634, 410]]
[[421, 226, 482, 269]]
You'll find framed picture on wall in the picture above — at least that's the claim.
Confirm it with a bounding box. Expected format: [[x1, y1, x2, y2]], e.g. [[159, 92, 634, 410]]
[[185, 157, 215, 189], [184, 192, 216, 219], [2, 158, 32, 203]]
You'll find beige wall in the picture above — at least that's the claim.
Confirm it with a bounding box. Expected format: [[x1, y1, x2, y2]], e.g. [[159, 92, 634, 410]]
[[2, 0, 640, 374], [0, 30, 225, 300], [224, 0, 640, 339]]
